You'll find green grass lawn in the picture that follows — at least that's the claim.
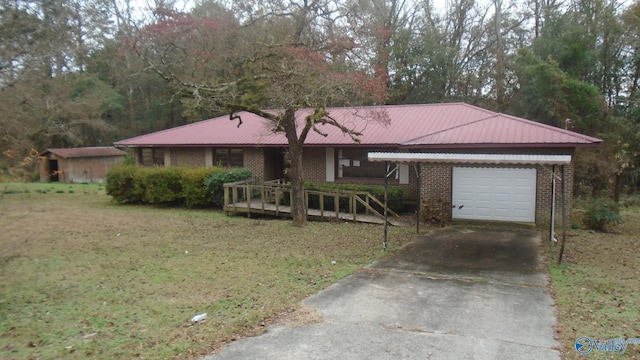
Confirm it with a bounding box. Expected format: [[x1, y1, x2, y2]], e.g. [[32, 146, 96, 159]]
[[5, 182, 637, 359], [547, 207, 640, 359], [0, 182, 416, 359]]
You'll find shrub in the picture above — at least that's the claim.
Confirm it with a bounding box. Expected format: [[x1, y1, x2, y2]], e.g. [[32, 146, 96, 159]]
[[181, 167, 220, 207], [106, 165, 251, 207], [141, 167, 185, 204], [421, 198, 452, 227], [582, 199, 622, 232], [106, 164, 144, 204], [204, 169, 253, 207], [2, 189, 22, 194]]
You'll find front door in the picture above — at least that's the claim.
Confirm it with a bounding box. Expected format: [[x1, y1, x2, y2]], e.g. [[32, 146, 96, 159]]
[[264, 148, 286, 181], [49, 160, 59, 182]]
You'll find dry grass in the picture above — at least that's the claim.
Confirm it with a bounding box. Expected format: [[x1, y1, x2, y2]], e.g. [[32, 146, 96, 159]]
[[0, 183, 416, 359], [547, 206, 640, 359]]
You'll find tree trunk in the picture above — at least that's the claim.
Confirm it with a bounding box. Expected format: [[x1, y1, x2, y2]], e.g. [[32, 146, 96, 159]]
[[283, 107, 307, 226], [288, 144, 307, 226], [613, 172, 622, 203]]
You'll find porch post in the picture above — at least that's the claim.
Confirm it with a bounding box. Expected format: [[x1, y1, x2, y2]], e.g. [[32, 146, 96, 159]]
[[383, 161, 389, 251], [558, 165, 567, 265], [415, 163, 420, 234], [550, 165, 557, 242]]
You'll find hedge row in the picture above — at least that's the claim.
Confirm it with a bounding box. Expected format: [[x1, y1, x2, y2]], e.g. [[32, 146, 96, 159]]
[[303, 182, 404, 213], [105, 165, 252, 207]]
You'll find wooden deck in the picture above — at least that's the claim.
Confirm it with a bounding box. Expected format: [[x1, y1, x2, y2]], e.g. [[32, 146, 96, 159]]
[[226, 200, 406, 225], [223, 180, 403, 226]]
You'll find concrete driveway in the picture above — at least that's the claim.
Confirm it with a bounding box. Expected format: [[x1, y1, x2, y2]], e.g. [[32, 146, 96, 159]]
[[203, 226, 560, 360]]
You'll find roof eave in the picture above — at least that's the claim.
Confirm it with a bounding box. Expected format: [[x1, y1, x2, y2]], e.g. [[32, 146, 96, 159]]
[[400, 142, 601, 149], [368, 152, 573, 165]]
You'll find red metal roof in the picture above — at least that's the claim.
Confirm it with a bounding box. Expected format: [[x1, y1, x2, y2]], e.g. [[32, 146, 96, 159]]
[[401, 113, 601, 147], [114, 103, 602, 148], [44, 147, 127, 158], [115, 112, 287, 147]]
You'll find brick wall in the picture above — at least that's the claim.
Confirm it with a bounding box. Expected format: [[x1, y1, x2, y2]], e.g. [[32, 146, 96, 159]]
[[240, 147, 330, 184], [171, 148, 206, 167], [301, 148, 326, 182], [420, 164, 452, 204], [160, 146, 268, 181], [401, 165, 419, 202], [244, 148, 264, 180], [536, 160, 574, 226], [239, 147, 327, 183]]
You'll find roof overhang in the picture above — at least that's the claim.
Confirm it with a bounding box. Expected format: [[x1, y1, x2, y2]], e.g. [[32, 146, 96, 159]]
[[367, 152, 572, 165], [42, 147, 127, 159]]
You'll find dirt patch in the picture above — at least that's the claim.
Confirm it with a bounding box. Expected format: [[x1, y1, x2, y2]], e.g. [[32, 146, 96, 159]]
[[274, 303, 324, 328]]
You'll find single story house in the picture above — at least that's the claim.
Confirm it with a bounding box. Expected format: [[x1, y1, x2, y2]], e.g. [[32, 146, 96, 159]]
[[114, 103, 601, 224], [39, 147, 127, 183]]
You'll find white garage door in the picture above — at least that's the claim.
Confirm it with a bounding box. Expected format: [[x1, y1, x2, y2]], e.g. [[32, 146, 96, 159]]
[[452, 167, 537, 222]]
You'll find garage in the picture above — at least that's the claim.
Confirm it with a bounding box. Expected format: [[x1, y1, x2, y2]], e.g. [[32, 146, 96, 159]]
[[367, 152, 573, 227], [368, 152, 577, 254], [452, 167, 537, 222]]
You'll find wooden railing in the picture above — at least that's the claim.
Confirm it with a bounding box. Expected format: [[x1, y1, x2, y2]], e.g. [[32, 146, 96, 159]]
[[223, 179, 400, 223]]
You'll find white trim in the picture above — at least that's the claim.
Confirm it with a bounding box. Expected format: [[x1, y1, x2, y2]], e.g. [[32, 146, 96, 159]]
[[205, 148, 213, 167], [325, 148, 335, 182], [368, 152, 571, 165], [164, 148, 171, 167], [398, 164, 409, 184]]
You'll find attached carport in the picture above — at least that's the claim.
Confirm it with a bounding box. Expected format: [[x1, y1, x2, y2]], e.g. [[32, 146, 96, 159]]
[[368, 152, 571, 263]]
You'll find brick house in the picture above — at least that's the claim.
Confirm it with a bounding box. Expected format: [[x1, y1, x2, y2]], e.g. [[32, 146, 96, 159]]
[[114, 103, 601, 224]]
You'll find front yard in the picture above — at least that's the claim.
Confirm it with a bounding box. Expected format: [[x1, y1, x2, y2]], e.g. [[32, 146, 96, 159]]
[[2, 182, 639, 359], [0, 183, 415, 359], [547, 206, 640, 358]]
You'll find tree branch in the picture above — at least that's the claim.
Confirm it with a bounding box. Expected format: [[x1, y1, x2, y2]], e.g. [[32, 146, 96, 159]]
[[298, 108, 362, 144]]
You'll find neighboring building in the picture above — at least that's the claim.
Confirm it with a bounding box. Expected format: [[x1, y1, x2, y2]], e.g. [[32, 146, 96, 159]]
[[39, 147, 127, 183], [114, 103, 601, 224]]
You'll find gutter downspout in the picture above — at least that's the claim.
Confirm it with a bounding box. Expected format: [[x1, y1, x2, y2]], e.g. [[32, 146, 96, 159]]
[[415, 163, 420, 234], [550, 165, 558, 243]]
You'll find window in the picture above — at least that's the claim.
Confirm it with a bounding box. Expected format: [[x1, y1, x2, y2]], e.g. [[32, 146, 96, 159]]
[[139, 148, 164, 166], [214, 148, 244, 167], [337, 148, 387, 179]]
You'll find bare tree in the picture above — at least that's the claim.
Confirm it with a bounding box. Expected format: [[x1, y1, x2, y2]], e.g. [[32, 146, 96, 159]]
[[133, 2, 388, 226]]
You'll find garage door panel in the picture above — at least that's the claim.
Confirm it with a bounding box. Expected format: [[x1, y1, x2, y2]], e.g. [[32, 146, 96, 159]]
[[452, 167, 536, 222], [513, 209, 531, 217], [494, 209, 513, 218]]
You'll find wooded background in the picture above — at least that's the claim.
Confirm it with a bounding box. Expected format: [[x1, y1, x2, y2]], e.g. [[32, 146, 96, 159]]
[[2, 0, 639, 199]]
